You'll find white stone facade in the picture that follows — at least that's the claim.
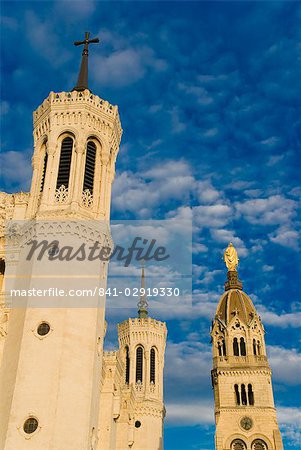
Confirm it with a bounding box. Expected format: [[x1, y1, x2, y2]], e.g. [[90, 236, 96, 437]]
[[0, 88, 166, 449]]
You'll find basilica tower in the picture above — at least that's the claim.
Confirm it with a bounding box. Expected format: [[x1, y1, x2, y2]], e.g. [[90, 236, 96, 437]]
[[98, 266, 167, 450], [210, 244, 283, 450], [0, 33, 122, 449]]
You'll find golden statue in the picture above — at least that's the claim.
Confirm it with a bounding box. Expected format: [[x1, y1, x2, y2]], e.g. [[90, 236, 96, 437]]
[[224, 242, 239, 271]]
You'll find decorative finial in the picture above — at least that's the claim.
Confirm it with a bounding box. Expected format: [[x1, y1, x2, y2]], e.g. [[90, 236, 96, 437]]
[[223, 242, 239, 272], [138, 260, 148, 319], [223, 243, 242, 291], [73, 32, 100, 92]]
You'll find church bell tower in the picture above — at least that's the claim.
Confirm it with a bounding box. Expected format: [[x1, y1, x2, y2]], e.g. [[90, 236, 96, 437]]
[[211, 244, 283, 450], [0, 33, 122, 450], [98, 265, 167, 450], [26, 32, 121, 221]]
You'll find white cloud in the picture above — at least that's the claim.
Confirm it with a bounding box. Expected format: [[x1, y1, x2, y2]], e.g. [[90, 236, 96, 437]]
[[258, 307, 301, 329], [193, 204, 232, 228], [278, 406, 301, 427], [193, 243, 208, 254], [196, 180, 221, 204], [112, 171, 158, 216], [55, 0, 96, 18], [0, 150, 32, 190], [165, 340, 212, 385], [267, 154, 285, 166], [144, 160, 191, 179], [194, 267, 222, 286], [235, 195, 297, 226], [92, 45, 166, 88], [166, 401, 214, 425], [269, 228, 299, 250], [112, 161, 194, 217], [92, 48, 145, 87], [277, 407, 301, 447], [225, 180, 255, 191], [210, 229, 248, 257], [170, 106, 186, 133], [203, 127, 219, 138], [260, 136, 281, 147], [25, 11, 72, 68], [262, 264, 273, 272], [267, 346, 301, 385], [178, 81, 214, 105]]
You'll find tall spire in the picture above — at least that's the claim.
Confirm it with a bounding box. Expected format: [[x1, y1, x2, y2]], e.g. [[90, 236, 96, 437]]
[[138, 261, 148, 318], [73, 32, 99, 92], [223, 242, 243, 291]]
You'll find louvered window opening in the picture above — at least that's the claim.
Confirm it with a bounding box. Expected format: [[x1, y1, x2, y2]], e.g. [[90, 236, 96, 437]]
[[40, 152, 48, 192], [241, 384, 247, 405], [136, 347, 143, 383], [0, 259, 5, 276], [56, 137, 73, 189], [125, 346, 130, 384], [150, 348, 155, 383], [83, 141, 96, 193], [248, 383, 254, 405]]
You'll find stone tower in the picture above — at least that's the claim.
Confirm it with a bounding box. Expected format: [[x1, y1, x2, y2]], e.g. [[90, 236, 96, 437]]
[[98, 267, 167, 449], [0, 33, 122, 449], [210, 243, 283, 450]]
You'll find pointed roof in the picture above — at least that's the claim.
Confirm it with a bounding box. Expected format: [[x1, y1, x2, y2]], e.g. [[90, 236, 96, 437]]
[[73, 32, 99, 92], [137, 261, 148, 319]]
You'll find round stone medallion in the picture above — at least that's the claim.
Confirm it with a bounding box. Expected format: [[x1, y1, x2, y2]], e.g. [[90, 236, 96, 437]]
[[240, 416, 253, 431]]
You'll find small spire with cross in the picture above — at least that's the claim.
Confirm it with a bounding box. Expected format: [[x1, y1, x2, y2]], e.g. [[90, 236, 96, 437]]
[[138, 260, 149, 319], [73, 31, 99, 92]]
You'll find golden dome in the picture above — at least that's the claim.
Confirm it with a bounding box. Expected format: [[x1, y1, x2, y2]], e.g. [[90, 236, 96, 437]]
[[215, 288, 257, 325]]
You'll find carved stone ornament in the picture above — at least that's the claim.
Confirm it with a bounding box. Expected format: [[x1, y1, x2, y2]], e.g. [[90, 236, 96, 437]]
[[54, 185, 69, 203]]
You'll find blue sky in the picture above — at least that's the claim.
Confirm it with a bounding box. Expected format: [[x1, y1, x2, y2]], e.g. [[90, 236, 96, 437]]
[[1, 1, 301, 448]]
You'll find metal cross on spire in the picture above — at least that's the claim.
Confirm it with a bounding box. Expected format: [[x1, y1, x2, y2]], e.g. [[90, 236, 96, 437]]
[[138, 260, 149, 319], [73, 32, 100, 92]]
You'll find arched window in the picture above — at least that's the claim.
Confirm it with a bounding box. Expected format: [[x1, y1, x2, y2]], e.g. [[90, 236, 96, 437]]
[[56, 137, 73, 190], [248, 383, 254, 405], [253, 338, 257, 355], [0, 259, 5, 276], [218, 342, 222, 356], [257, 340, 261, 355], [231, 439, 247, 450], [136, 346, 143, 383], [150, 348, 156, 383], [234, 384, 240, 405], [0, 258, 5, 291], [252, 439, 268, 450], [40, 151, 48, 192], [241, 384, 247, 405], [125, 346, 130, 384], [240, 337, 246, 356], [233, 337, 239, 356], [83, 141, 96, 193], [222, 339, 226, 356]]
